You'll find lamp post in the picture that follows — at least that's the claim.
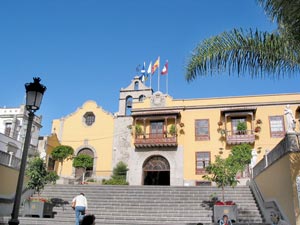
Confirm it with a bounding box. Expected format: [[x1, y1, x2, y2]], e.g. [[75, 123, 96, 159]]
[[9, 77, 46, 225]]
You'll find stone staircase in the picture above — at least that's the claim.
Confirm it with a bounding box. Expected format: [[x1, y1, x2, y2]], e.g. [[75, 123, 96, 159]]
[[4, 184, 269, 225]]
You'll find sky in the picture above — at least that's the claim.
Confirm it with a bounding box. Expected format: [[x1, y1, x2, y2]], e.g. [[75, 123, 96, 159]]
[[0, 0, 299, 136]]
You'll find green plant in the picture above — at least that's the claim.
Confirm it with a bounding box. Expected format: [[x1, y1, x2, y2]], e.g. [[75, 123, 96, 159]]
[[135, 124, 143, 136], [45, 171, 59, 185], [169, 124, 176, 136], [203, 144, 252, 202], [103, 161, 129, 185], [51, 145, 74, 176], [73, 154, 93, 183], [26, 157, 58, 197], [237, 121, 247, 132]]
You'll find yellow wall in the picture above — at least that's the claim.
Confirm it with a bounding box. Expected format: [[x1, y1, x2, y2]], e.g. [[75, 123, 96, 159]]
[[134, 93, 300, 182], [0, 165, 28, 197], [51, 100, 114, 177], [255, 152, 300, 225]]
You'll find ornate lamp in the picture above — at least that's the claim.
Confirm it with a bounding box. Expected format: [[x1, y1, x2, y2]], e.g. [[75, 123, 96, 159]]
[[9, 77, 46, 225]]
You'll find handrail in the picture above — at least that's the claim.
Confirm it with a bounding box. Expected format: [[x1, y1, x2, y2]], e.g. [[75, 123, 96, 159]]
[[248, 179, 271, 224]]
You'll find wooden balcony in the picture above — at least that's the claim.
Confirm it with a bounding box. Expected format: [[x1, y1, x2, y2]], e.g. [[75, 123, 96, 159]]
[[134, 133, 177, 148], [226, 130, 255, 145]]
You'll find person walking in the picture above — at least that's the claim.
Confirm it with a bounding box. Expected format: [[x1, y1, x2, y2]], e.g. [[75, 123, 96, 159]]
[[72, 192, 88, 225]]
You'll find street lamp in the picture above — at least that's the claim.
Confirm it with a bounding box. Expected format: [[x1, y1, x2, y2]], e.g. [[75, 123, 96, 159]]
[[9, 77, 46, 225]]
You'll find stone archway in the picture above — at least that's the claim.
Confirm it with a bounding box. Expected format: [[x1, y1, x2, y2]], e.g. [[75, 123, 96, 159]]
[[75, 148, 94, 179], [143, 155, 170, 186]]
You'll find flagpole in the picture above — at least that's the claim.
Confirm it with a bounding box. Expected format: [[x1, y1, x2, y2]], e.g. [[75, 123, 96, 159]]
[[166, 71, 168, 95], [158, 56, 160, 92]]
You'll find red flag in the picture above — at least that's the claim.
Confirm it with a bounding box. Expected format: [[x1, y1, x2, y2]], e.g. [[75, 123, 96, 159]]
[[161, 60, 168, 75]]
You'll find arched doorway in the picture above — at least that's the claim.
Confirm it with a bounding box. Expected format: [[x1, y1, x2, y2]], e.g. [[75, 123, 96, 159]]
[[143, 155, 170, 186], [75, 148, 94, 179]]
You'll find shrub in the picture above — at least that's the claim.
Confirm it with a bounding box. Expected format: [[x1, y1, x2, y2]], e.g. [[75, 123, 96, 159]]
[[103, 161, 129, 185]]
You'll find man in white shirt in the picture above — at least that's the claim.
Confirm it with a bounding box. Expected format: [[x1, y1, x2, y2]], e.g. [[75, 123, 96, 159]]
[[72, 192, 88, 225]]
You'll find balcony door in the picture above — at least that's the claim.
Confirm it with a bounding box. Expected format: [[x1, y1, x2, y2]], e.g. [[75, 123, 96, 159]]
[[150, 121, 164, 138], [232, 118, 246, 134]]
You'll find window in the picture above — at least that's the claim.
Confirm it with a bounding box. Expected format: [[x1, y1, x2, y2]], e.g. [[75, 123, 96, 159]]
[[196, 152, 210, 174], [195, 181, 211, 186], [269, 116, 285, 138], [84, 112, 95, 126], [48, 157, 55, 171], [231, 117, 246, 134], [4, 122, 12, 136], [125, 96, 133, 116], [195, 119, 209, 140], [150, 121, 164, 138], [134, 81, 139, 90], [139, 95, 146, 102]]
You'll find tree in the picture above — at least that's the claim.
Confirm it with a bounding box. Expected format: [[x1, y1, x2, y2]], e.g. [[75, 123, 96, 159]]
[[185, 0, 300, 81], [26, 157, 59, 197], [73, 154, 93, 184], [203, 144, 252, 202], [51, 145, 74, 176]]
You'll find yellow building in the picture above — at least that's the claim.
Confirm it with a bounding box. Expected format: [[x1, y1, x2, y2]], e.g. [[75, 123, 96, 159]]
[[49, 76, 300, 187], [129, 88, 300, 186], [51, 100, 114, 181]]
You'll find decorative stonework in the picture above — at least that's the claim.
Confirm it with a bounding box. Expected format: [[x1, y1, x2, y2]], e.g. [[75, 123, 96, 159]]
[[150, 92, 166, 107]]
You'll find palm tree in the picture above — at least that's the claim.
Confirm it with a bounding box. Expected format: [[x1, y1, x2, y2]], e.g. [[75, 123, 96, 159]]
[[185, 0, 300, 81]]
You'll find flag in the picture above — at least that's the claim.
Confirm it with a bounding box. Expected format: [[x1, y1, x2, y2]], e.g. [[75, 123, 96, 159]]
[[147, 62, 152, 74], [141, 62, 146, 74], [161, 60, 168, 75], [144, 74, 149, 81], [151, 57, 160, 74], [139, 75, 145, 82]]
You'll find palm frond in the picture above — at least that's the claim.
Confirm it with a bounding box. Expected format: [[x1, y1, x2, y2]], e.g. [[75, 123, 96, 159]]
[[257, 0, 300, 44], [185, 28, 300, 81]]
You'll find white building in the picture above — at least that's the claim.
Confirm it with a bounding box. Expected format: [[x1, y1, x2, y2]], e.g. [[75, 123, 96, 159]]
[[0, 105, 43, 167]]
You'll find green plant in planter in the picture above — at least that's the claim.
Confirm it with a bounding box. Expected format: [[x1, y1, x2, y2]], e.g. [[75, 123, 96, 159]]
[[135, 124, 143, 136], [26, 157, 59, 197], [203, 143, 252, 202], [169, 124, 176, 136], [237, 121, 247, 134]]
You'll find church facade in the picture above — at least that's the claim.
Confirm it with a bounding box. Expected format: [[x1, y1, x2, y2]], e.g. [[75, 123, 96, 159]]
[[49, 76, 300, 186]]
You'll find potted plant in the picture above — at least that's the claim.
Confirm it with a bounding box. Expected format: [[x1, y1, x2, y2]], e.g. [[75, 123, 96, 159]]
[[203, 144, 252, 223], [256, 119, 262, 124], [23, 157, 58, 218], [135, 124, 143, 137], [254, 126, 261, 133], [236, 121, 247, 134], [169, 124, 177, 136]]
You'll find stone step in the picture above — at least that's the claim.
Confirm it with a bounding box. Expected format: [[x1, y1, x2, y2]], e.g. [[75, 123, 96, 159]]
[[13, 184, 265, 225]]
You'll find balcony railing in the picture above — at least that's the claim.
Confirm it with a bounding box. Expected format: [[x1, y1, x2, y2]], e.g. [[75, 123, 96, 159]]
[[134, 133, 177, 148], [226, 130, 255, 145]]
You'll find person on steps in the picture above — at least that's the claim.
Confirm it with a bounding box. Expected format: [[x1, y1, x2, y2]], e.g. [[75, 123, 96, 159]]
[[72, 192, 88, 225]]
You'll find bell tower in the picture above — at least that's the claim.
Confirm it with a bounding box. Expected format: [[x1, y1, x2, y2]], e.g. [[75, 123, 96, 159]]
[[118, 76, 152, 116], [112, 76, 152, 168]]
